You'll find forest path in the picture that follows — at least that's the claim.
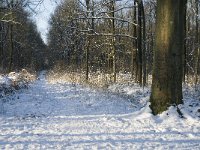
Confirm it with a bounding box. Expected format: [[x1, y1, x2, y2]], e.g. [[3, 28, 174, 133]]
[[1, 71, 136, 117], [0, 72, 200, 149]]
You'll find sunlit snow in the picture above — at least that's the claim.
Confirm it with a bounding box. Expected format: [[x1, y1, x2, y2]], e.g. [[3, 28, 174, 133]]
[[0, 72, 200, 149]]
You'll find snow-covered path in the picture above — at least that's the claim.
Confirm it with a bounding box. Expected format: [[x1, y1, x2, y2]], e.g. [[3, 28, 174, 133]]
[[0, 73, 200, 149]]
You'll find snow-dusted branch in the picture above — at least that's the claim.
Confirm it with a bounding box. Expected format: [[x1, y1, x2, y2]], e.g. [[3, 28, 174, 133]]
[[0, 19, 21, 25], [76, 16, 137, 26]]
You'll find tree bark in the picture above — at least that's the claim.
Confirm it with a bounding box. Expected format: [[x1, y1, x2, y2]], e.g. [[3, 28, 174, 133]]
[[195, 0, 199, 87], [131, 1, 137, 79], [0, 22, 3, 69], [150, 0, 187, 115], [8, 22, 14, 72], [141, 0, 146, 86], [137, 0, 142, 85], [108, 0, 116, 82], [85, 0, 90, 81], [183, 2, 187, 83]]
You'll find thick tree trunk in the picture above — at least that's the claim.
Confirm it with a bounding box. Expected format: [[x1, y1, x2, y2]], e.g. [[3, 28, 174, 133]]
[[150, 0, 186, 115]]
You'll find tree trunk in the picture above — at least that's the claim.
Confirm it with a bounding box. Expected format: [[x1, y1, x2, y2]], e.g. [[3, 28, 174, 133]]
[[8, 22, 14, 72], [183, 2, 187, 83], [150, 0, 187, 115], [195, 0, 199, 87], [0, 22, 3, 69], [111, 0, 116, 82], [141, 0, 146, 86], [85, 0, 90, 81], [137, 0, 142, 85], [131, 1, 137, 80], [86, 39, 89, 81]]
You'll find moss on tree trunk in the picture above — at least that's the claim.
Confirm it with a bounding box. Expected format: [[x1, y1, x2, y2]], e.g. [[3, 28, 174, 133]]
[[150, 0, 187, 115]]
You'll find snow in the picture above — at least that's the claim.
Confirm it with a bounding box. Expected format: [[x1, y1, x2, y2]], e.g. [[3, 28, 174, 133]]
[[0, 75, 12, 87], [0, 72, 200, 149]]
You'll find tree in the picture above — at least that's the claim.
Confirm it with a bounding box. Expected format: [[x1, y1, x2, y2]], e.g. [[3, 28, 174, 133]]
[[47, 0, 137, 81], [195, 0, 200, 88], [110, 0, 116, 82], [150, 0, 187, 115], [131, 0, 137, 79], [0, 0, 46, 72], [137, 0, 143, 85], [85, 0, 90, 81]]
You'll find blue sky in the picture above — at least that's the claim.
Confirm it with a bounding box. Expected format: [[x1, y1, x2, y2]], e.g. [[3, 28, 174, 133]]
[[33, 0, 61, 44]]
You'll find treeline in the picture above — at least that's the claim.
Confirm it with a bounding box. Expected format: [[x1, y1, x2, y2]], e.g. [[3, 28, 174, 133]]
[[47, 0, 199, 85], [47, 0, 147, 84], [0, 0, 46, 73]]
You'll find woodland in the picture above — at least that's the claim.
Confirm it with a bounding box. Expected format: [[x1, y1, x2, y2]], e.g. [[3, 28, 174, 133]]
[[0, 0, 200, 149], [1, 0, 199, 113]]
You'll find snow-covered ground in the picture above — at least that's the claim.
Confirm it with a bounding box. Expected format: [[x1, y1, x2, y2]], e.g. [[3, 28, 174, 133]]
[[0, 72, 200, 149]]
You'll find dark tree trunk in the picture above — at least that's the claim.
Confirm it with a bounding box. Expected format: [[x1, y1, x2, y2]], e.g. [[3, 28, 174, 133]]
[[195, 0, 199, 87], [132, 1, 137, 80], [137, 0, 143, 85], [0, 22, 3, 69], [85, 0, 90, 81], [150, 0, 187, 115], [111, 0, 116, 82], [141, 0, 146, 86], [85, 40, 89, 81], [183, 2, 187, 83], [8, 23, 14, 72]]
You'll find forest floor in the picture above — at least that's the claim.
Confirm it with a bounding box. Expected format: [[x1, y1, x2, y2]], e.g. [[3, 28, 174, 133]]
[[0, 72, 200, 149]]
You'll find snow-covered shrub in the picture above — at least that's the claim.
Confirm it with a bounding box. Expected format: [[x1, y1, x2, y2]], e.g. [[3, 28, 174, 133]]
[[0, 69, 36, 96], [47, 70, 85, 85], [47, 69, 139, 88]]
